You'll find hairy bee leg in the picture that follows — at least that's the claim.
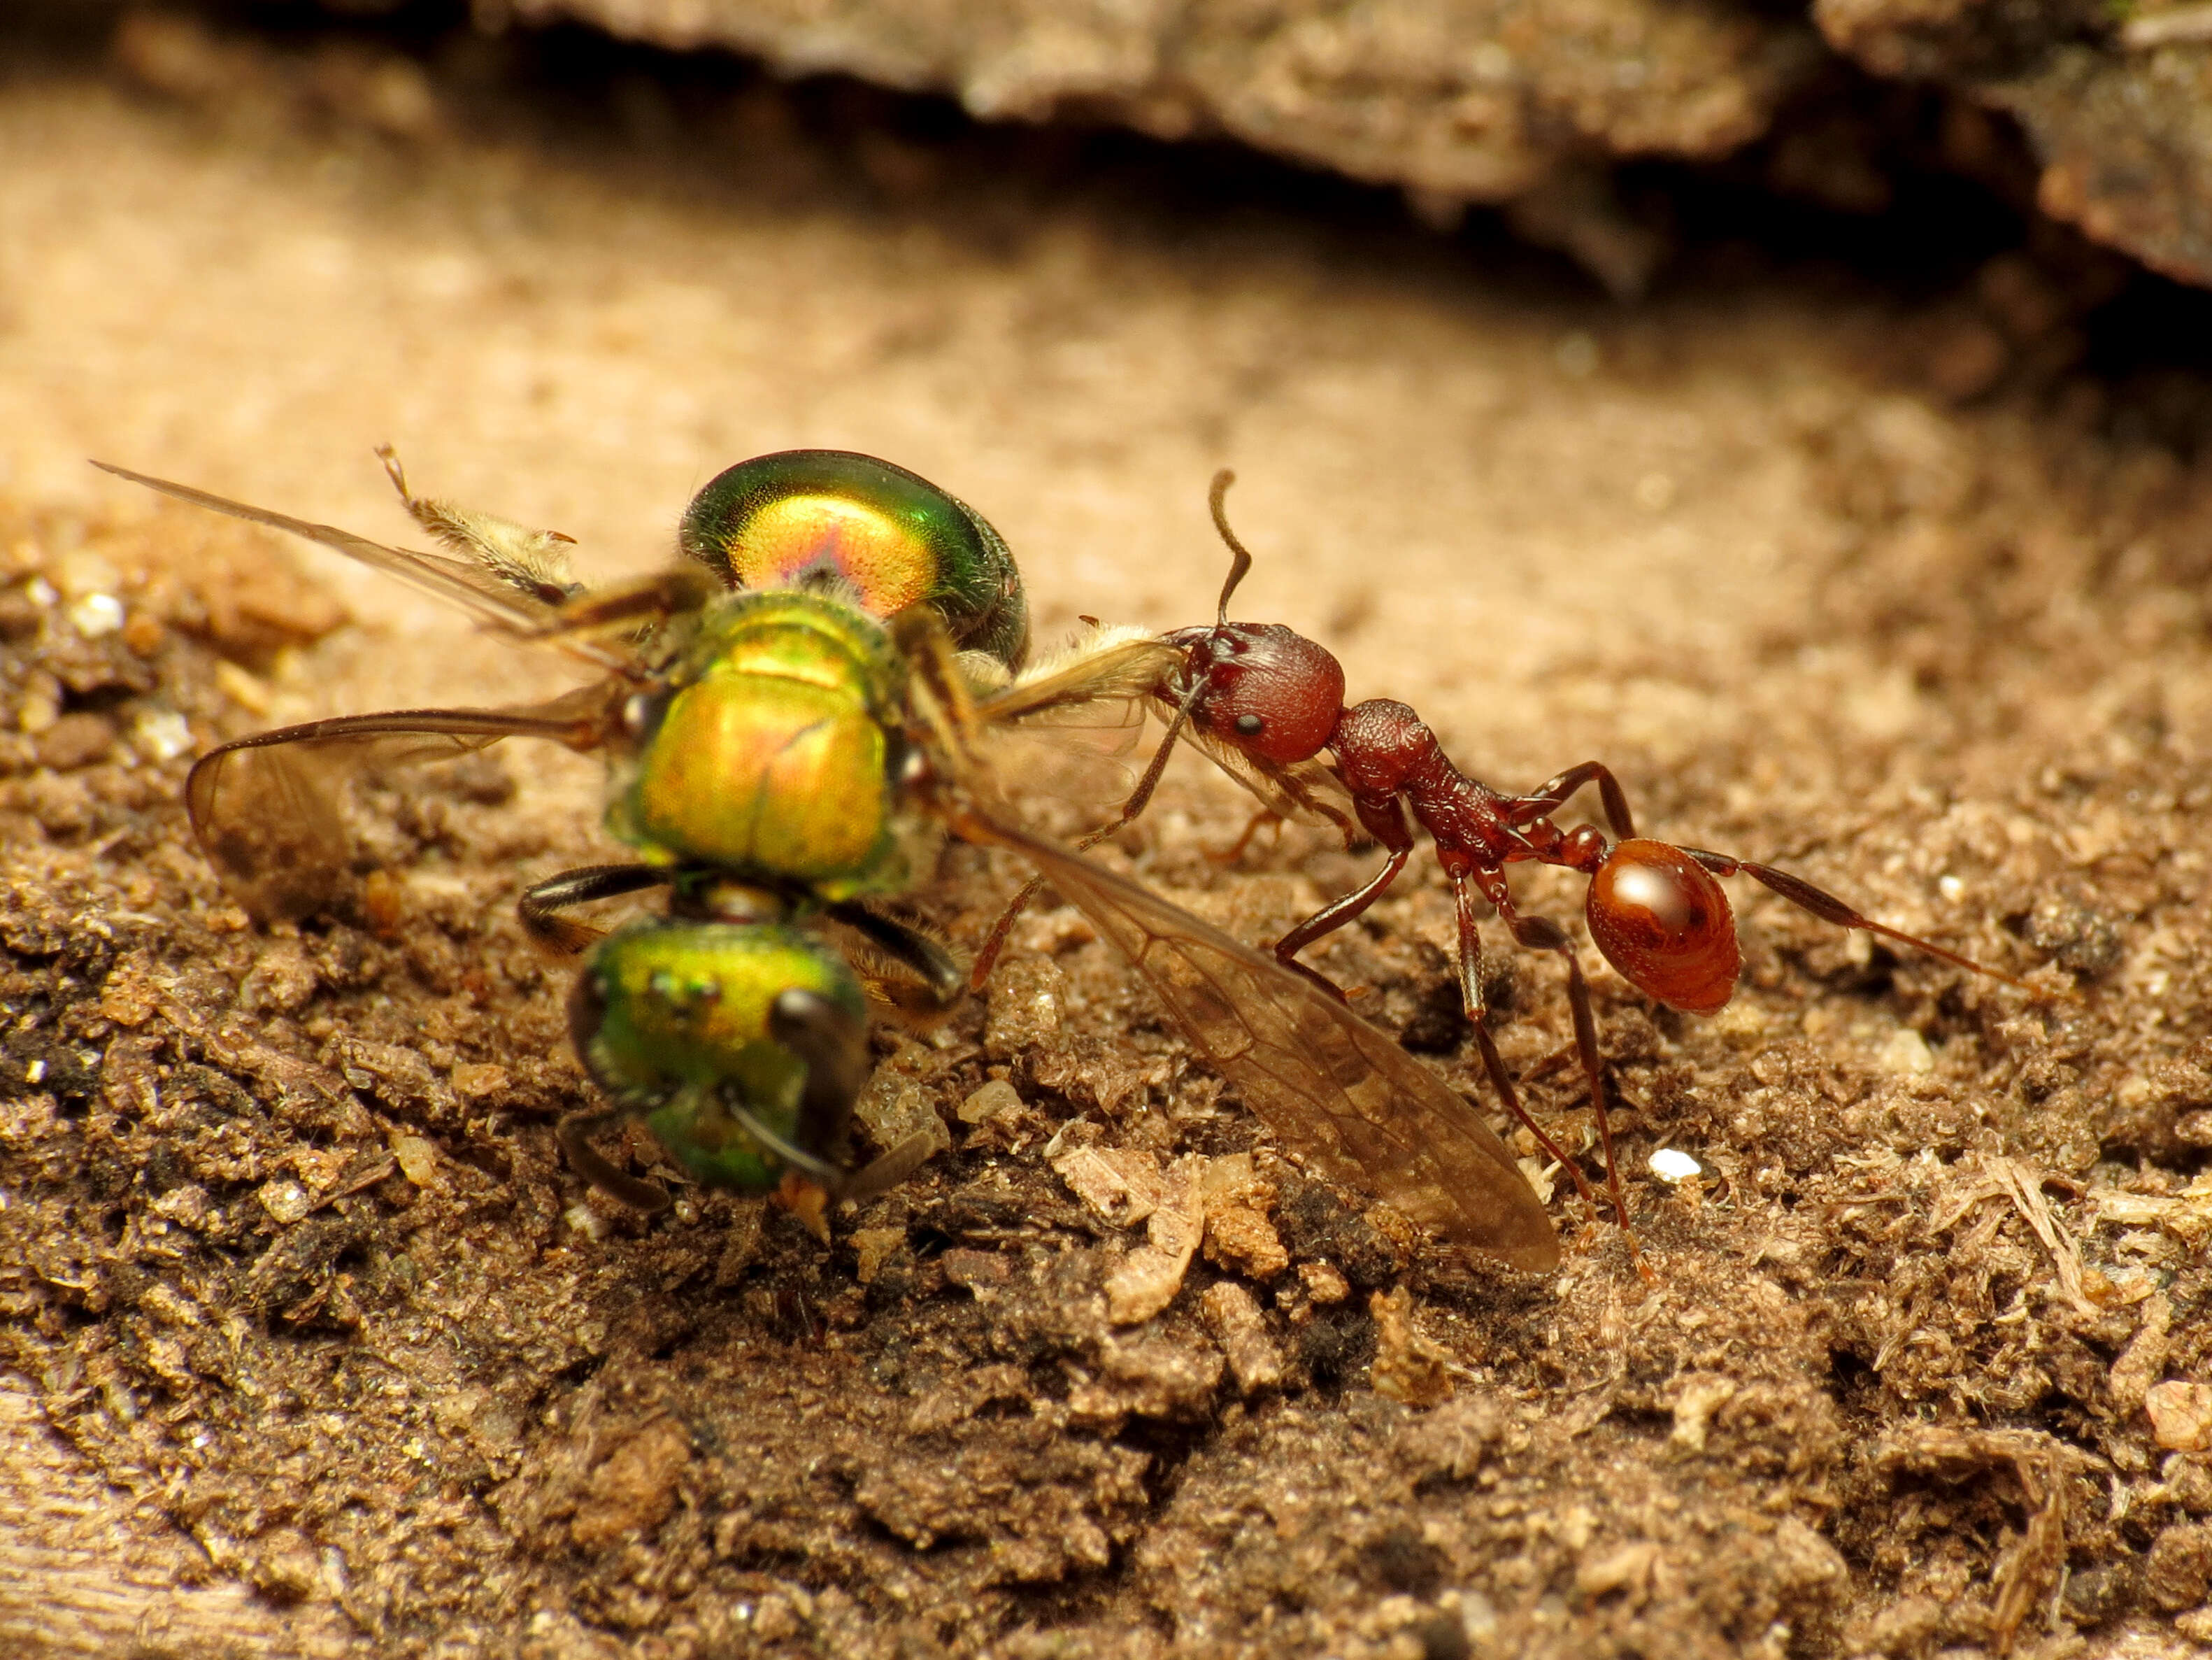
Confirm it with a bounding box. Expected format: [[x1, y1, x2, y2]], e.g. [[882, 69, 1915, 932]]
[[555, 1109, 674, 1212], [519, 864, 673, 955], [827, 902, 966, 1018], [891, 606, 985, 764], [722, 1101, 851, 1189], [760, 989, 941, 1209], [522, 567, 722, 644]]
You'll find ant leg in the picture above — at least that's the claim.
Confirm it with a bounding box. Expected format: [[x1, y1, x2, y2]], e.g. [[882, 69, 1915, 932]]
[[1211, 807, 1285, 866], [1505, 761, 1637, 839], [520, 864, 673, 954], [969, 677, 1207, 991], [969, 877, 1049, 992], [1485, 886, 1634, 1236], [1448, 878, 1601, 1212], [1270, 843, 1414, 999], [1683, 850, 2043, 993], [555, 1108, 674, 1212]]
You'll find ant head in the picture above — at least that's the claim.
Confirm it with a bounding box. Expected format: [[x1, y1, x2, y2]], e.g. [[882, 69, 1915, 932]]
[[1157, 473, 1345, 764], [1162, 623, 1346, 764]]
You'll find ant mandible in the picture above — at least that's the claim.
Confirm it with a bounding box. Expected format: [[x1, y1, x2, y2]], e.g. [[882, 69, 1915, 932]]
[[978, 472, 2048, 1242]]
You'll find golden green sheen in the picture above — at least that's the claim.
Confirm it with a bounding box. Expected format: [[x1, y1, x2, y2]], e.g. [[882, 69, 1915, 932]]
[[583, 921, 864, 1192], [616, 595, 901, 892]]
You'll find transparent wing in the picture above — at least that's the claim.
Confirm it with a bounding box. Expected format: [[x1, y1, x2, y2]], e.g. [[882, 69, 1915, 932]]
[[93, 461, 567, 634], [969, 632, 1182, 814], [1185, 731, 1357, 835], [976, 631, 1183, 723], [978, 704, 1155, 815], [954, 804, 1558, 1269], [187, 685, 620, 921], [978, 628, 1356, 836]]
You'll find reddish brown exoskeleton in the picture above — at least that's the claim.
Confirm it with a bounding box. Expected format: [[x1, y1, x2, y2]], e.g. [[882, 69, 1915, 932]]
[[978, 473, 2048, 1242]]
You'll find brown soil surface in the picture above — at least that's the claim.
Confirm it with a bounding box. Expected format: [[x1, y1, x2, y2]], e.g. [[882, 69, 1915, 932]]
[[3, 12, 2210, 1659]]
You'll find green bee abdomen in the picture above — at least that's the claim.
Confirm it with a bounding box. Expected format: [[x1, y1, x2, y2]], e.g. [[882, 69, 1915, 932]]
[[679, 450, 1028, 672]]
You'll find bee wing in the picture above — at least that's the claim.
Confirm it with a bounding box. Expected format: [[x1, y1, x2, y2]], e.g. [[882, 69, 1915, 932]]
[[964, 633, 1179, 814], [979, 630, 1357, 836], [187, 685, 620, 922], [93, 462, 567, 634], [977, 632, 1184, 723], [1185, 732, 1357, 835], [955, 805, 1558, 1270]]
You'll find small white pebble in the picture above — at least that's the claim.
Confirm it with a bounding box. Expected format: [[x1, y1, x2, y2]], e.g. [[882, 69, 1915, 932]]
[[563, 1202, 609, 1241], [133, 708, 194, 761], [257, 1178, 313, 1225], [67, 593, 124, 637], [1650, 1147, 1703, 1183], [22, 577, 57, 609], [1938, 874, 1964, 902]]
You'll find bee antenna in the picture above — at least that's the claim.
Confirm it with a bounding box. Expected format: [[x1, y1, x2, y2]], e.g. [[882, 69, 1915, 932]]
[[1207, 469, 1254, 629]]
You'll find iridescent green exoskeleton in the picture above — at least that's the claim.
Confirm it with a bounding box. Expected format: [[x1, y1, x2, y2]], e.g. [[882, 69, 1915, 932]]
[[679, 451, 1027, 672], [555, 916, 894, 1219], [101, 448, 1559, 1270]]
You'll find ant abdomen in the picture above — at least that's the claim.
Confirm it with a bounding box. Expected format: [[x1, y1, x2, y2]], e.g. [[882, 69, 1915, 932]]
[[1584, 839, 1741, 1016]]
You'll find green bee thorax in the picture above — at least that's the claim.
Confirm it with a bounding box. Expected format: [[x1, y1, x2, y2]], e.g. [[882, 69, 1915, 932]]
[[606, 591, 915, 898]]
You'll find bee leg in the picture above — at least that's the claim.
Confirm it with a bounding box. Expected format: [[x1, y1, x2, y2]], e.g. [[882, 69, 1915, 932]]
[[722, 1100, 850, 1191], [525, 567, 720, 642], [758, 988, 938, 1206], [555, 1108, 673, 1212], [766, 988, 874, 1158], [827, 902, 965, 1023], [841, 1134, 941, 1203], [520, 863, 671, 956]]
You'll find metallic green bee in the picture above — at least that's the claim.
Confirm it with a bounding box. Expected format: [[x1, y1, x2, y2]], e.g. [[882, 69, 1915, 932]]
[[97, 451, 1557, 1269]]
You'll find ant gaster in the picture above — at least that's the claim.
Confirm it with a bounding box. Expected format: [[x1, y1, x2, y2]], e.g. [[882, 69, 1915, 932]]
[[979, 472, 2046, 1243]]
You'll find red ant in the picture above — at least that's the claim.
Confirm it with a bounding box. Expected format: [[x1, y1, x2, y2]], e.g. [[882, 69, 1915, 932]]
[[978, 472, 2048, 1241]]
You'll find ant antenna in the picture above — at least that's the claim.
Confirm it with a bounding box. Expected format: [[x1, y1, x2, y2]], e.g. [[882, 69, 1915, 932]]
[[1208, 469, 1254, 627]]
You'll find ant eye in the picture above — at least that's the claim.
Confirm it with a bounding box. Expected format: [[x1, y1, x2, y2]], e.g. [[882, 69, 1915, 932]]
[[1234, 714, 1265, 737]]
